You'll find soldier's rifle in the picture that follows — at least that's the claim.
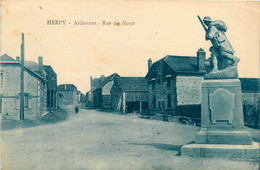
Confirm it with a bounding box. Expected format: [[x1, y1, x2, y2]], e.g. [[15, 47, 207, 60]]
[[197, 15, 218, 46], [197, 15, 208, 32]]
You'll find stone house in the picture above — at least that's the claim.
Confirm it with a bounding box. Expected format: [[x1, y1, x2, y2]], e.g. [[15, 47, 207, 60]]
[[111, 77, 148, 114], [145, 49, 206, 117], [24, 58, 57, 111], [0, 54, 47, 120], [239, 78, 260, 127], [57, 84, 77, 105]]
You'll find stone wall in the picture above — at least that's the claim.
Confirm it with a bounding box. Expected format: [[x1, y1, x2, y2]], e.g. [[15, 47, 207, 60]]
[[176, 76, 204, 106], [0, 65, 46, 120]]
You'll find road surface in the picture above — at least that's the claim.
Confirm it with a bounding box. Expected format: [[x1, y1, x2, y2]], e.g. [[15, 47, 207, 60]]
[[1, 107, 259, 170]]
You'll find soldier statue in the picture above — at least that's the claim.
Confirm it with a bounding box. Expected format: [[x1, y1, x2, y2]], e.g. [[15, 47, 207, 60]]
[[198, 16, 240, 73]]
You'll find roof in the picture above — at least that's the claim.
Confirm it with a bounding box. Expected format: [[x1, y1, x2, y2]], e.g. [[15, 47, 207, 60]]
[[24, 61, 39, 71], [98, 73, 120, 88], [92, 73, 120, 91], [115, 77, 148, 91], [146, 55, 204, 79], [239, 78, 260, 93], [0, 54, 44, 80], [0, 54, 16, 61], [164, 55, 198, 73]]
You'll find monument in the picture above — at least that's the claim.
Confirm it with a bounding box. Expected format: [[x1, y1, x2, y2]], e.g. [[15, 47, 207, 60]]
[[181, 16, 259, 158]]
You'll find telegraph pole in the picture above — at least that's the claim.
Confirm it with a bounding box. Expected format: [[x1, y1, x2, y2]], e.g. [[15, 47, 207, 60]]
[[20, 33, 25, 120]]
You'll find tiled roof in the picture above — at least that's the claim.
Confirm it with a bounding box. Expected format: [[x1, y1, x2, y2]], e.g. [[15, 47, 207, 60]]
[[115, 77, 148, 91]]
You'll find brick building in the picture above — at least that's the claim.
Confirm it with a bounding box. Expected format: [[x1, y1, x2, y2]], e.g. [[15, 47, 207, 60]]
[[145, 49, 206, 117], [111, 77, 148, 114], [0, 54, 47, 120]]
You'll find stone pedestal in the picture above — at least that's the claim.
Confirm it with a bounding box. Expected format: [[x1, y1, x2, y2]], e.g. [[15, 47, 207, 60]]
[[181, 79, 259, 158]]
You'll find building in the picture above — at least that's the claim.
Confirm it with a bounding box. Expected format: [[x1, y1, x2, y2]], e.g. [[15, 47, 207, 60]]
[[0, 54, 47, 120], [57, 84, 77, 105], [145, 48, 206, 117], [85, 75, 106, 108], [91, 73, 120, 109], [239, 78, 260, 127], [111, 77, 148, 114], [24, 58, 57, 111], [43, 65, 57, 110]]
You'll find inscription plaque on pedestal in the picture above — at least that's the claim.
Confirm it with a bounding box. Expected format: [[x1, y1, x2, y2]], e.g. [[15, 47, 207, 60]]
[[210, 88, 234, 125]]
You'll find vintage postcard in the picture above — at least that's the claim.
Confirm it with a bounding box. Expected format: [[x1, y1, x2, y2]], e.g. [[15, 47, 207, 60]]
[[1, 1, 259, 169]]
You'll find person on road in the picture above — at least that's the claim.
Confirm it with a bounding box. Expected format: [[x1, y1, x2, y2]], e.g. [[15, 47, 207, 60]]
[[75, 106, 79, 114]]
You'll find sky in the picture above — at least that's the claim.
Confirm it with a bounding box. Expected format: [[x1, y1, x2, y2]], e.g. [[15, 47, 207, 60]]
[[1, 1, 259, 94]]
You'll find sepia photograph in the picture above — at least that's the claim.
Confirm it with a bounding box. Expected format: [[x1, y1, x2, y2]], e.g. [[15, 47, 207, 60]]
[[0, 1, 259, 169]]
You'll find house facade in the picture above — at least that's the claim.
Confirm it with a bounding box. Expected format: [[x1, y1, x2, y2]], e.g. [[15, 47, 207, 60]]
[[145, 49, 206, 117], [57, 84, 77, 105], [24, 58, 57, 111], [0, 54, 47, 120], [43, 65, 57, 110], [111, 77, 148, 114]]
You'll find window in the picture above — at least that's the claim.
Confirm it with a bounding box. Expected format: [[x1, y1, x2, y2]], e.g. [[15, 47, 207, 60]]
[[167, 94, 172, 108], [24, 94, 29, 108], [152, 96, 156, 108], [167, 78, 171, 88], [0, 71, 3, 88], [152, 81, 155, 90]]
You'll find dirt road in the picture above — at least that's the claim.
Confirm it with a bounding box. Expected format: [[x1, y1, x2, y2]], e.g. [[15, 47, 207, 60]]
[[1, 107, 259, 170]]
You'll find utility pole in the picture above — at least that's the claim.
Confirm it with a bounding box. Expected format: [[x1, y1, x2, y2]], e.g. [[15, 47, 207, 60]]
[[20, 33, 25, 120], [49, 69, 52, 112]]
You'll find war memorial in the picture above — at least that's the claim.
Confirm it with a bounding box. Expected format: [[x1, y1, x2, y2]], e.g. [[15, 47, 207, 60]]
[[181, 16, 259, 158]]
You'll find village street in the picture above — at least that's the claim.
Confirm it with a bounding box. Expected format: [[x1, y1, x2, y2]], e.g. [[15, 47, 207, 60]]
[[1, 107, 259, 170]]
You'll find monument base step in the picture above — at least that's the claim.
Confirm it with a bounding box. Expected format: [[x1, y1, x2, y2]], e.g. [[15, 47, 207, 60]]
[[181, 142, 259, 159], [196, 129, 253, 145]]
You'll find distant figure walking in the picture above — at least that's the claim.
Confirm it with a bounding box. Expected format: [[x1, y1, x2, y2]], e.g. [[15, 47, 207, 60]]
[[75, 106, 79, 114]]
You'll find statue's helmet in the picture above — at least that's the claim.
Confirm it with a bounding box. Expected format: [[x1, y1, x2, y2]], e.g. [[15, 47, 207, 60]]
[[203, 16, 211, 22]]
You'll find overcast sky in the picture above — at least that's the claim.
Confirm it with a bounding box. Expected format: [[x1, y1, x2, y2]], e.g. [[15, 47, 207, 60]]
[[1, 1, 259, 93]]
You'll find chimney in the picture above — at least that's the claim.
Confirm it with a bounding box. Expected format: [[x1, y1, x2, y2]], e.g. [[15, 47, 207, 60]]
[[38, 56, 43, 71], [197, 48, 205, 72], [16, 56, 20, 62], [148, 58, 152, 71], [100, 75, 105, 82]]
